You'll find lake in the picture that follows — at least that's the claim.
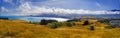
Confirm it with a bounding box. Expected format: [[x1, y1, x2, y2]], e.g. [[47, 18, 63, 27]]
[[0, 16, 69, 22]]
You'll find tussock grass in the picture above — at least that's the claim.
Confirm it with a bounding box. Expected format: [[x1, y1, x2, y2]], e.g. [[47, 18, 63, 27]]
[[0, 19, 120, 38]]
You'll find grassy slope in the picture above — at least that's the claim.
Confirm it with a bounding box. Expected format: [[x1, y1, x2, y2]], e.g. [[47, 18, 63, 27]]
[[0, 19, 120, 38]]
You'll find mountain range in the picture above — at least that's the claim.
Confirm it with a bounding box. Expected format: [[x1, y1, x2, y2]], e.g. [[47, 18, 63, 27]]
[[29, 9, 120, 19]]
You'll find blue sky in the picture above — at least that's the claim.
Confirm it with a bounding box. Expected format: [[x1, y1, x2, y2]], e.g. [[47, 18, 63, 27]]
[[0, 0, 120, 16]]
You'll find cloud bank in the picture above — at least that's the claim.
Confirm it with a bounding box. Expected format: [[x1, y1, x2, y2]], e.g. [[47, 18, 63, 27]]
[[0, 7, 8, 12], [3, 0, 14, 5], [0, 0, 120, 16], [10, 2, 118, 16]]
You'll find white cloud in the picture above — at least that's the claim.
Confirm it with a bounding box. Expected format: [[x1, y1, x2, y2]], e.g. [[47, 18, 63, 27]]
[[29, 0, 83, 9], [96, 2, 102, 8], [11, 2, 119, 16], [0, 7, 8, 12], [1, 1, 119, 16], [10, 2, 97, 15], [17, 2, 31, 13], [3, 0, 14, 5]]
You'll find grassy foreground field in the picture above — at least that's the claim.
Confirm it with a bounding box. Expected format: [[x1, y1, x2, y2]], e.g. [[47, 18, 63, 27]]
[[0, 19, 120, 38]]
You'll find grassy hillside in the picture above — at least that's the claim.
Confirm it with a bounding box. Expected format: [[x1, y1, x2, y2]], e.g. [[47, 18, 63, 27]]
[[0, 19, 120, 38]]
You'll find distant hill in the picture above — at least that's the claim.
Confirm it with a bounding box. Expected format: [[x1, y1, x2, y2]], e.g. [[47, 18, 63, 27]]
[[29, 10, 120, 19], [29, 14, 120, 19], [109, 9, 120, 12]]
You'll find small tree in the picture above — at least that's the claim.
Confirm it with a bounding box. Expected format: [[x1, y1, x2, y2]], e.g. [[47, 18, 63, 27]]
[[40, 19, 47, 25], [83, 20, 89, 25], [89, 26, 95, 30], [29, 21, 32, 23]]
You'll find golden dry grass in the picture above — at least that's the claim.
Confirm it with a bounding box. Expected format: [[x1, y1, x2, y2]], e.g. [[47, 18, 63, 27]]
[[0, 19, 120, 38]]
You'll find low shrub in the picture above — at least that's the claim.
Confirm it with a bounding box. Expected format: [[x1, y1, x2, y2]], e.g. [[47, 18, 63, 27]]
[[66, 22, 75, 27], [40, 19, 58, 25], [47, 22, 75, 29], [105, 25, 116, 29], [89, 26, 95, 30], [97, 19, 110, 24], [30, 22, 40, 24], [47, 23, 58, 29]]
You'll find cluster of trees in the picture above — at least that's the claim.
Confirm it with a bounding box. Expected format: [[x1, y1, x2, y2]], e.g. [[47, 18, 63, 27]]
[[97, 19, 110, 24], [97, 19, 120, 29], [47, 22, 75, 29], [66, 19, 80, 22], [40, 19, 79, 25], [40, 19, 78, 27], [39, 19, 76, 29], [83, 20, 95, 30], [0, 17, 9, 20], [40, 19, 58, 25], [39, 19, 95, 30]]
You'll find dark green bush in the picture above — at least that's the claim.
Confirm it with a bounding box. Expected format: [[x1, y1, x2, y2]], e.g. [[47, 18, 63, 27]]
[[0, 17, 9, 20], [40, 19, 58, 25], [83, 20, 89, 25], [47, 22, 64, 29], [105, 25, 116, 29], [66, 19, 80, 22], [55, 22, 64, 27], [66, 22, 75, 27], [89, 26, 95, 30], [47, 22, 75, 29], [105, 26, 113, 29], [97, 19, 110, 24], [47, 22, 58, 29], [40, 19, 48, 25]]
